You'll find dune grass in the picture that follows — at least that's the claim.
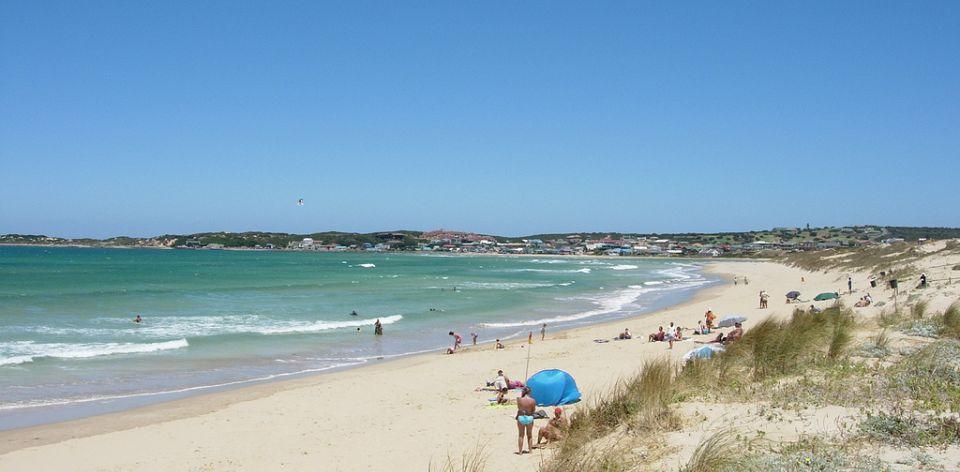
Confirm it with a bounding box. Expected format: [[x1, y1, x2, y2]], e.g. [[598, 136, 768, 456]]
[[539, 358, 677, 472], [737, 307, 854, 380], [429, 443, 487, 472], [679, 429, 745, 472], [911, 299, 928, 319], [940, 301, 960, 338]]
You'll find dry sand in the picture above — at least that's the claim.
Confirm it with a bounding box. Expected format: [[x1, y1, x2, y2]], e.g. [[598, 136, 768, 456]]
[[0, 260, 872, 471]]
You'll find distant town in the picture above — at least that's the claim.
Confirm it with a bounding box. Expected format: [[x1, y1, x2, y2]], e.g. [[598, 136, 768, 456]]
[[3, 225, 959, 257]]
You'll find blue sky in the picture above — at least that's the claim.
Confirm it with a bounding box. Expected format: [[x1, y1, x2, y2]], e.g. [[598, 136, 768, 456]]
[[1, 1, 958, 238]]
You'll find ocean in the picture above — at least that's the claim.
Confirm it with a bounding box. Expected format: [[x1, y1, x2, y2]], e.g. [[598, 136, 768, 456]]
[[0, 246, 714, 429]]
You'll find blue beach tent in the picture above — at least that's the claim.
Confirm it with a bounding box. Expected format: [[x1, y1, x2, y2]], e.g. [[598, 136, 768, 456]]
[[526, 369, 582, 406]]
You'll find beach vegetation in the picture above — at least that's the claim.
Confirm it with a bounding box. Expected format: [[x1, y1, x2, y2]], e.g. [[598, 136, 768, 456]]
[[678, 429, 747, 472], [428, 443, 487, 472], [539, 358, 678, 472], [939, 301, 960, 338]]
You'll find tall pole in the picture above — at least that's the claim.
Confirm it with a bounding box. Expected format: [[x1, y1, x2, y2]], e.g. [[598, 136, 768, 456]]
[[524, 331, 533, 380]]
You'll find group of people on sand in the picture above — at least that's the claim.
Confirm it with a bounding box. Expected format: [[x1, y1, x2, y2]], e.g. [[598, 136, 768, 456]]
[[446, 331, 511, 354], [854, 293, 874, 307], [492, 369, 526, 404], [608, 308, 744, 350], [512, 386, 568, 454]]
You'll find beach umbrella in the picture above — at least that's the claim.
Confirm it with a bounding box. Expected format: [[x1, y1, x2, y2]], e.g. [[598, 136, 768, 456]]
[[682, 345, 725, 363], [786, 291, 800, 300], [526, 369, 581, 406], [717, 315, 746, 328], [814, 292, 839, 301]]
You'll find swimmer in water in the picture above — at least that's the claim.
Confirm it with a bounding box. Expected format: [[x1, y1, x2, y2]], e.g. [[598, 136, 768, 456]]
[[350, 310, 358, 317], [134, 315, 142, 324]]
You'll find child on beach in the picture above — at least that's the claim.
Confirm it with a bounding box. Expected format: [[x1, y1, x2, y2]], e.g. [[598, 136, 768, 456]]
[[449, 331, 462, 351]]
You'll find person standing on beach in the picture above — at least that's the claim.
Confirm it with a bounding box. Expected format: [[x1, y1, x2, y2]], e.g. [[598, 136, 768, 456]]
[[515, 387, 537, 454], [848, 276, 853, 293], [374, 319, 383, 336], [540, 323, 547, 341], [449, 331, 462, 351], [471, 332, 479, 345]]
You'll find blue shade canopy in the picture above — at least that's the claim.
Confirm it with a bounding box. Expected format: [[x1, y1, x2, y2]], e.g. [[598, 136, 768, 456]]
[[786, 291, 801, 299], [526, 369, 581, 406]]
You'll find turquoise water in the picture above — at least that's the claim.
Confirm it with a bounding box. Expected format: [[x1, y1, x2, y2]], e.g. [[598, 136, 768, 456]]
[[0, 246, 712, 428]]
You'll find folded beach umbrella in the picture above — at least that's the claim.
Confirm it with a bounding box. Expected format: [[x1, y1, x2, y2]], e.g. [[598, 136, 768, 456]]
[[786, 291, 801, 300], [717, 315, 746, 328], [526, 369, 582, 406], [682, 345, 725, 363], [814, 292, 839, 301]]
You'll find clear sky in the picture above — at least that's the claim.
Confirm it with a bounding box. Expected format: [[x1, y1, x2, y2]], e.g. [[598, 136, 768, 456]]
[[1, 1, 958, 238]]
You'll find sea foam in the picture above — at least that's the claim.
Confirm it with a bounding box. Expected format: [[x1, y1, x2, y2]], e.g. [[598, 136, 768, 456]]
[[0, 339, 189, 366]]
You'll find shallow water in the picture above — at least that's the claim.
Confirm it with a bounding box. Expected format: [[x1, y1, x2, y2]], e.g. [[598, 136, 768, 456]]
[[0, 247, 714, 428]]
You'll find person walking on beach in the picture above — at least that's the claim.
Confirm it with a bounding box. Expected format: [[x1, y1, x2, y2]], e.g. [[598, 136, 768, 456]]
[[515, 387, 537, 454], [449, 331, 462, 351], [848, 276, 853, 293], [540, 323, 547, 341]]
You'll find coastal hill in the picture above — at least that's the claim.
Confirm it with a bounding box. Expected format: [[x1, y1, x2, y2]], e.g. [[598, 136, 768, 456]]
[[2, 226, 960, 257]]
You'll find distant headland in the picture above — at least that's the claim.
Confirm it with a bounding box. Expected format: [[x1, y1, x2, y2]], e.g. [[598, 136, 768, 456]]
[[3, 226, 959, 257]]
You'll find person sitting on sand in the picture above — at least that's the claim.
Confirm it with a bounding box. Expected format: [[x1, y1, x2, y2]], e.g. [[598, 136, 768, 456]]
[[618, 328, 632, 340], [449, 331, 462, 351], [809, 304, 822, 314], [515, 387, 537, 454], [667, 327, 683, 349], [724, 322, 744, 344], [495, 339, 505, 349], [694, 320, 711, 335], [537, 407, 568, 445], [494, 370, 510, 404], [648, 326, 665, 342]]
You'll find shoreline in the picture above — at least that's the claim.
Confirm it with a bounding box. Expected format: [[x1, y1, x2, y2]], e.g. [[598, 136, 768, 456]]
[[0, 260, 719, 431], [0, 260, 830, 471]]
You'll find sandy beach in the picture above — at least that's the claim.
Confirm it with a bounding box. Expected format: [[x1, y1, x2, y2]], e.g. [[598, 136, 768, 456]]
[[0, 260, 876, 471]]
